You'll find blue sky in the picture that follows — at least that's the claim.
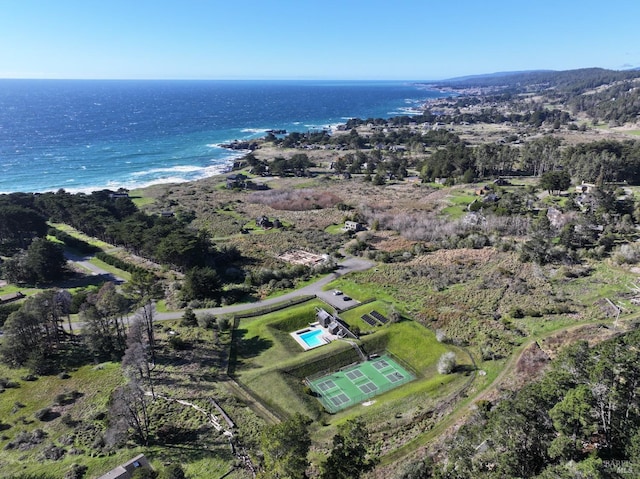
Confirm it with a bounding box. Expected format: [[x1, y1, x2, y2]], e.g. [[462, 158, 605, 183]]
[[1, 0, 639, 80]]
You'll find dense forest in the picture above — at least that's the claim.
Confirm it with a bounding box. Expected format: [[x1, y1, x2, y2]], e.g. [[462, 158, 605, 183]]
[[398, 330, 640, 479]]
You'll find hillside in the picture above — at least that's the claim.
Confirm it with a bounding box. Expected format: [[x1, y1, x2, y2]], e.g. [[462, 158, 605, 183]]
[[2, 67, 640, 478]]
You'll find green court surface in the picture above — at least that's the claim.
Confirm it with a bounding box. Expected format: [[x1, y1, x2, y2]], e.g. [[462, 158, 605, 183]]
[[307, 354, 415, 413]]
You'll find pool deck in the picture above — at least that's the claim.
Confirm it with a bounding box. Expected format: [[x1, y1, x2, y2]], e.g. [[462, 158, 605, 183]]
[[290, 322, 339, 351]]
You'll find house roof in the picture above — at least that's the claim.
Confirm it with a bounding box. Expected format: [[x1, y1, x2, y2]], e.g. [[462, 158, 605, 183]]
[[97, 454, 150, 479]]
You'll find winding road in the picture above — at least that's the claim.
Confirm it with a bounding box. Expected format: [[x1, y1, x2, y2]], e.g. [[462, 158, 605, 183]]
[[155, 256, 375, 320], [64, 251, 375, 325]]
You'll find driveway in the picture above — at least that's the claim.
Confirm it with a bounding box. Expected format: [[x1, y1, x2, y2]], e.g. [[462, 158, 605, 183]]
[[155, 256, 375, 321], [64, 251, 126, 284]]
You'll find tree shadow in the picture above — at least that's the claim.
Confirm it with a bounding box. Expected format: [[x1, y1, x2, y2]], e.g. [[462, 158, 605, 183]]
[[153, 442, 236, 463], [233, 331, 273, 359], [455, 364, 477, 374], [227, 329, 273, 375]]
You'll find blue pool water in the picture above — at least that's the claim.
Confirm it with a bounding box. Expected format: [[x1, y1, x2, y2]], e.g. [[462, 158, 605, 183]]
[[299, 329, 325, 348]]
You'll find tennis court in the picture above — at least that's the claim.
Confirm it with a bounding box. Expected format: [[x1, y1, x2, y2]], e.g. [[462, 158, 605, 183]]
[[307, 353, 415, 412]]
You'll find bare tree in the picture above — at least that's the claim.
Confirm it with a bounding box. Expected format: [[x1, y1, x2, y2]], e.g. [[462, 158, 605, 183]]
[[122, 319, 155, 398], [109, 379, 151, 446]]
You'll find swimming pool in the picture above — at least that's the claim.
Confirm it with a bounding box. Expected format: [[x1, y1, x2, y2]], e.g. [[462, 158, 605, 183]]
[[298, 329, 325, 348]]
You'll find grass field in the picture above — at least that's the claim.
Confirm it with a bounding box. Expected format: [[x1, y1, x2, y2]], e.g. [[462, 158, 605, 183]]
[[49, 223, 114, 250], [441, 190, 476, 219]]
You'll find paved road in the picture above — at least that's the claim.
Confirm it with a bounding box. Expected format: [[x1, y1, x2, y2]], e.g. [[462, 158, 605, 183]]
[[155, 256, 375, 321], [62, 255, 374, 331], [64, 251, 126, 284]]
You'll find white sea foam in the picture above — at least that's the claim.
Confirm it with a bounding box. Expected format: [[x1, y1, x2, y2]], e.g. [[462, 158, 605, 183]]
[[240, 128, 268, 134], [130, 165, 204, 177]]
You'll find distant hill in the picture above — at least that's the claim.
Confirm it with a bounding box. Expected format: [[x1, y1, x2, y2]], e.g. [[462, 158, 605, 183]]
[[442, 70, 554, 83], [431, 67, 640, 93]]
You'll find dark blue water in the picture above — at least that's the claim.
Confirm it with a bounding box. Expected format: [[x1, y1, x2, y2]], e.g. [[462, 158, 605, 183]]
[[0, 80, 447, 193]]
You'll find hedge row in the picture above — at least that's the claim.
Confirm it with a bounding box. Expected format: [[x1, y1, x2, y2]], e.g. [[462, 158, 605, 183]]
[[48, 228, 100, 255], [283, 346, 362, 380], [94, 252, 147, 276]]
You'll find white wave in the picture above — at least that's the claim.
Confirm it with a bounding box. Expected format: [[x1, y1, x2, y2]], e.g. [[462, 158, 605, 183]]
[[4, 154, 241, 195], [388, 107, 423, 116], [241, 128, 268, 134], [130, 165, 204, 177], [304, 123, 333, 130]]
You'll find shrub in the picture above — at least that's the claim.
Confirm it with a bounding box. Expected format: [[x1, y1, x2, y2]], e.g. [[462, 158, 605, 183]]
[[435, 329, 448, 343], [168, 336, 191, 351], [0, 378, 20, 389], [39, 443, 66, 461], [34, 407, 56, 421], [437, 352, 457, 375], [217, 315, 231, 331], [162, 464, 186, 479], [181, 307, 198, 327], [614, 243, 640, 264], [64, 464, 88, 479], [197, 313, 215, 329], [61, 414, 76, 427]]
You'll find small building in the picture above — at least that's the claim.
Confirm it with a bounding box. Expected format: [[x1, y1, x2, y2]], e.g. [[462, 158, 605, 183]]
[[576, 181, 597, 194], [226, 174, 248, 189], [483, 193, 500, 203], [256, 215, 273, 229], [344, 221, 364, 232], [0, 291, 25, 305], [97, 454, 151, 479], [328, 322, 341, 335], [316, 308, 333, 328], [108, 192, 130, 199]]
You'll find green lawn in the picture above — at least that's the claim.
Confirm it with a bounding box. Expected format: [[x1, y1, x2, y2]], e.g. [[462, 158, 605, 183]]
[[49, 223, 113, 250], [128, 188, 157, 208], [441, 191, 477, 219], [325, 223, 348, 234], [324, 278, 396, 305]]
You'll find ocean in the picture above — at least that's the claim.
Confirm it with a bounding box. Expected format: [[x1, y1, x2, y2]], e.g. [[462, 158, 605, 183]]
[[0, 80, 448, 194]]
